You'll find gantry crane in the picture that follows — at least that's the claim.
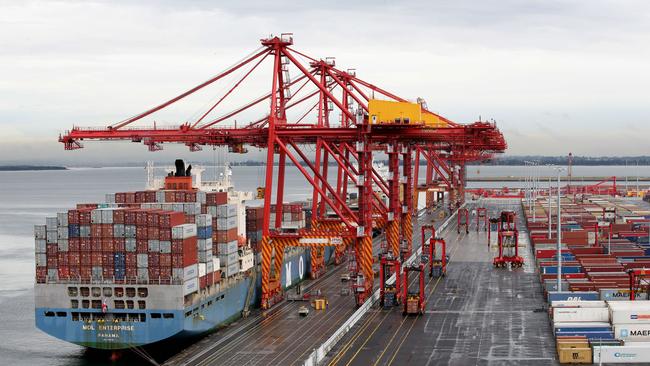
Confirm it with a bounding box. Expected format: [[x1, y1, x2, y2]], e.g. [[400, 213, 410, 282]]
[[58, 34, 507, 308]]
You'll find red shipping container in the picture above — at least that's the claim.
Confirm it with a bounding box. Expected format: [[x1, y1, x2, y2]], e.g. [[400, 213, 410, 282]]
[[160, 253, 172, 267], [148, 226, 160, 240], [103, 267, 114, 278], [160, 266, 171, 278], [68, 252, 81, 266], [147, 211, 160, 227], [46, 244, 58, 256], [185, 191, 196, 202], [146, 191, 156, 202], [185, 214, 195, 224], [113, 209, 125, 224], [115, 192, 126, 204], [101, 224, 113, 238], [126, 253, 137, 267], [136, 210, 147, 226], [159, 211, 185, 228], [91, 224, 102, 238], [68, 210, 79, 225], [126, 266, 137, 278], [148, 267, 160, 279], [125, 210, 137, 225], [114, 238, 125, 252], [46, 256, 58, 268], [213, 270, 221, 284], [171, 254, 183, 268], [125, 192, 136, 204], [77, 203, 98, 210], [57, 253, 69, 266], [81, 238, 92, 251], [135, 191, 146, 203], [80, 265, 92, 279], [159, 228, 172, 241], [148, 253, 160, 267], [213, 228, 238, 243], [57, 266, 69, 279], [69, 238, 81, 252], [199, 275, 207, 289], [201, 204, 207, 214], [102, 253, 114, 267], [69, 265, 80, 278], [36, 265, 47, 277], [136, 239, 148, 253], [207, 192, 228, 205], [165, 191, 175, 203], [175, 191, 185, 203], [182, 237, 198, 267], [81, 252, 92, 266], [102, 238, 114, 252], [78, 210, 91, 225], [136, 226, 148, 240], [91, 252, 103, 266]]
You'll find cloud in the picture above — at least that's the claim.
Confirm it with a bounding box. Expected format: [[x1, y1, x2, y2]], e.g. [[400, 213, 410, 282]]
[[0, 0, 649, 163]]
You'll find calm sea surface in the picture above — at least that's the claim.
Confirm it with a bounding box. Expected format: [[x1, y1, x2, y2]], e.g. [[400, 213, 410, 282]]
[[0, 165, 648, 365]]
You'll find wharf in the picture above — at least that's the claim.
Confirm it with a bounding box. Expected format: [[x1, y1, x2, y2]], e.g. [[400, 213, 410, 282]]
[[164, 208, 448, 366], [325, 200, 559, 366]]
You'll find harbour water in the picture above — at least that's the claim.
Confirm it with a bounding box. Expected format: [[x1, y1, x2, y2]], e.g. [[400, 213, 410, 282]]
[[0, 165, 647, 365]]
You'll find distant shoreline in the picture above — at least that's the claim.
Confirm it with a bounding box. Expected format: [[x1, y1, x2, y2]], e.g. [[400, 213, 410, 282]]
[[0, 165, 67, 171]]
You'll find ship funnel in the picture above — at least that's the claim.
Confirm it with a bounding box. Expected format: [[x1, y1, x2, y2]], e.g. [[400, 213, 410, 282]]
[[175, 159, 186, 177]]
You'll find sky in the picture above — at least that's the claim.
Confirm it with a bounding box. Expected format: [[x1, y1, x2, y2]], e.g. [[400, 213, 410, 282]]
[[1, 0, 649, 165]]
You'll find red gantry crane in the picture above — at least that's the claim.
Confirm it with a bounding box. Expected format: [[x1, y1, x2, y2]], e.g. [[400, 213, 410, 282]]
[[59, 34, 507, 308]]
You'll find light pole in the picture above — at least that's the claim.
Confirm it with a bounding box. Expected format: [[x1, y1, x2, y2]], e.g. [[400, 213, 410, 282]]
[[548, 176, 552, 239], [555, 167, 565, 292]]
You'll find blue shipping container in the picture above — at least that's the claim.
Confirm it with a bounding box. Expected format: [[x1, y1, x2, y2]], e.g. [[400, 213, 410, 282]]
[[547, 291, 600, 302]]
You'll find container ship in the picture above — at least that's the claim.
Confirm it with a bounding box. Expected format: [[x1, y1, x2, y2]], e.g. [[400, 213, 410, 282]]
[[34, 160, 329, 350]]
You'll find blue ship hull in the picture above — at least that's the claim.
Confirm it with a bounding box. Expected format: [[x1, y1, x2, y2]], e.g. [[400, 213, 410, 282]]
[[36, 247, 333, 349]]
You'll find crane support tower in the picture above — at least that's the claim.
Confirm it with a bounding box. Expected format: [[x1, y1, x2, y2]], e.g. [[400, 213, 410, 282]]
[[57, 34, 507, 309], [379, 253, 401, 308], [493, 211, 523, 268], [402, 262, 426, 315], [628, 268, 650, 300], [476, 207, 488, 232], [457, 208, 469, 234]]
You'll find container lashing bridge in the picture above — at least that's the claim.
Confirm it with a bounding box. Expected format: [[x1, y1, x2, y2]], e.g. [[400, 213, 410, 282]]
[[58, 34, 507, 308]]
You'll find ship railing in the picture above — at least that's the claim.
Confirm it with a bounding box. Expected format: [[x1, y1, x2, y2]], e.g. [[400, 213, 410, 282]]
[[39, 276, 183, 286]]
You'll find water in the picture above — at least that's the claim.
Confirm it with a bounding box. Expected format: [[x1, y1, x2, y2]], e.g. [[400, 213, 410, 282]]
[[0, 165, 648, 365]]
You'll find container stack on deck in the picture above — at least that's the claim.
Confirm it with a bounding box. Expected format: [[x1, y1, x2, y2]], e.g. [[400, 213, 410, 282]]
[[34, 189, 245, 298], [245, 203, 307, 253]]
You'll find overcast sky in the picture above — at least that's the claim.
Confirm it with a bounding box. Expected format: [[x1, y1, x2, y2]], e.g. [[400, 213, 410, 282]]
[[1, 0, 649, 164]]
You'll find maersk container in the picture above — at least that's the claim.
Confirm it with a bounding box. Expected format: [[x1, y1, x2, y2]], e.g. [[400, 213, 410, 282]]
[[593, 345, 650, 363], [552, 307, 609, 323], [600, 288, 649, 301], [614, 324, 650, 342]]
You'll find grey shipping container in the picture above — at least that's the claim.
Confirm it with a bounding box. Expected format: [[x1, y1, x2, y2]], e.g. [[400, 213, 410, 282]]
[[80, 225, 91, 238], [216, 217, 238, 231], [137, 268, 149, 281], [125, 238, 137, 252], [47, 269, 58, 281], [224, 262, 240, 277], [35, 254, 47, 267], [92, 266, 103, 280], [137, 254, 148, 268], [46, 217, 58, 230], [198, 249, 213, 263], [159, 241, 172, 254], [57, 226, 69, 240], [217, 204, 238, 218], [148, 240, 160, 252], [57, 239, 69, 252], [218, 252, 239, 266], [113, 224, 125, 238], [217, 240, 238, 255], [46, 231, 58, 244], [34, 225, 47, 239], [198, 238, 212, 251], [35, 239, 47, 253], [125, 225, 136, 238]]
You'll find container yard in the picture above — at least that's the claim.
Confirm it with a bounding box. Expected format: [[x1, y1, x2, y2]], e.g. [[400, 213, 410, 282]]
[[10, 29, 649, 366]]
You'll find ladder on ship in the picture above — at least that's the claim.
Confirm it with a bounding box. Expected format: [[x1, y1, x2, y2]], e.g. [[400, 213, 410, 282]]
[[242, 265, 257, 318]]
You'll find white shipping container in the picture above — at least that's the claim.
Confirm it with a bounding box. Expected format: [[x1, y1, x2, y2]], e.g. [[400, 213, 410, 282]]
[[148, 240, 160, 252], [196, 214, 212, 227], [183, 277, 199, 296], [105, 193, 115, 204], [217, 241, 238, 255], [212, 257, 220, 272], [137, 268, 149, 280], [159, 241, 171, 254], [198, 263, 206, 277], [197, 238, 212, 251], [240, 252, 254, 272], [173, 203, 184, 212], [224, 262, 239, 277], [183, 203, 200, 215], [551, 300, 607, 308], [216, 217, 238, 231], [199, 249, 213, 263], [35, 239, 47, 253], [609, 301, 650, 325], [113, 224, 125, 238], [91, 210, 102, 224], [206, 260, 214, 273], [101, 209, 114, 224], [184, 263, 199, 280], [57, 212, 68, 226], [553, 307, 609, 323], [125, 225, 136, 238], [34, 225, 47, 239], [207, 206, 218, 217], [172, 224, 197, 239], [614, 324, 650, 342], [196, 191, 206, 204], [553, 322, 611, 329], [155, 191, 166, 203], [217, 204, 238, 218], [125, 238, 137, 252], [593, 345, 650, 363], [218, 252, 238, 266], [79, 226, 91, 238]]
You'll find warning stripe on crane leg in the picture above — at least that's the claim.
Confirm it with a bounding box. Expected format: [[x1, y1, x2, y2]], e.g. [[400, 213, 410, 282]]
[[387, 220, 400, 256], [260, 235, 272, 305], [402, 213, 413, 251]]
